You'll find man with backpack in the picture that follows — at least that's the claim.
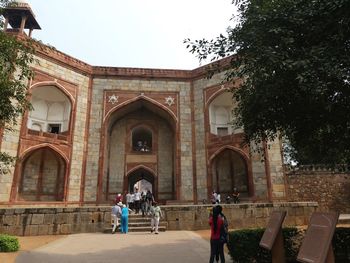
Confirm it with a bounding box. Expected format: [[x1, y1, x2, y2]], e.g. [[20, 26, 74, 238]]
[[145, 190, 154, 215]]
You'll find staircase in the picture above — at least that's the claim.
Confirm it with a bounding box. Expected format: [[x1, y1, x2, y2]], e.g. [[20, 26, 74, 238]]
[[105, 213, 167, 233]]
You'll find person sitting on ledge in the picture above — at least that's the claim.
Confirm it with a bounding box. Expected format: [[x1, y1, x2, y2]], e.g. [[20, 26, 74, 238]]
[[232, 188, 240, 204], [141, 141, 150, 152]]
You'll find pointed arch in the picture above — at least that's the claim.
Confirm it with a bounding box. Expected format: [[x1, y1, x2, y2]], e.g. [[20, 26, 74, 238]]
[[104, 95, 178, 124], [17, 145, 68, 202], [97, 94, 178, 203], [208, 145, 254, 198], [20, 143, 69, 163], [209, 145, 250, 164], [126, 164, 156, 177], [30, 81, 75, 105]]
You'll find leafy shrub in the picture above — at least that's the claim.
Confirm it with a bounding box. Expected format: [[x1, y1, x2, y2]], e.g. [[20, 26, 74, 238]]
[[0, 234, 20, 252], [333, 228, 350, 262], [227, 227, 301, 263], [227, 227, 350, 263]]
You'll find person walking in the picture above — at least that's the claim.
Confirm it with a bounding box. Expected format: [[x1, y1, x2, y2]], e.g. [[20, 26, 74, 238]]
[[140, 192, 147, 217], [150, 202, 162, 234], [145, 190, 154, 215], [111, 202, 121, 234], [209, 205, 225, 263], [120, 204, 130, 234], [134, 188, 141, 214]]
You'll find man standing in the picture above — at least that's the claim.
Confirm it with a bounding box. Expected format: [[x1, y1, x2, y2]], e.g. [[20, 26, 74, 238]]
[[134, 188, 141, 214], [111, 202, 122, 234], [150, 202, 163, 234], [145, 189, 154, 215]]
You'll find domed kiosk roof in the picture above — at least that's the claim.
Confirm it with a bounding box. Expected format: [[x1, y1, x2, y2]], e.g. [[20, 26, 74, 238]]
[[3, 0, 41, 30]]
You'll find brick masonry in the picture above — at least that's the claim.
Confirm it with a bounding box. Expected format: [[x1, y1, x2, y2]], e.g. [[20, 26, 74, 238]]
[[286, 171, 350, 213], [0, 202, 317, 236]]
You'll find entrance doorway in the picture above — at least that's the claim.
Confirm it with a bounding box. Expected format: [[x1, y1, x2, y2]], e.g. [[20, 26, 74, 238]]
[[127, 168, 155, 195]]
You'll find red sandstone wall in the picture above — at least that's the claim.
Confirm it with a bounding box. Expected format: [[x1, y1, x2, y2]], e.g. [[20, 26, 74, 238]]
[[286, 171, 350, 213]]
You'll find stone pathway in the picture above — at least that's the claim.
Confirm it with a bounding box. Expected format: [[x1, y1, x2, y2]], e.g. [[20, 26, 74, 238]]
[[16, 231, 227, 263]]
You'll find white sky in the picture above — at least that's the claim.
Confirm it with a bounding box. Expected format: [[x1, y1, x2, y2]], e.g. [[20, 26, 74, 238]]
[[26, 0, 236, 69]]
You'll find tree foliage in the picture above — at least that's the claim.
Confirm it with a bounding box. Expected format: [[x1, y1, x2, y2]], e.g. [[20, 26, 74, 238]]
[[0, 0, 34, 165], [185, 0, 350, 165]]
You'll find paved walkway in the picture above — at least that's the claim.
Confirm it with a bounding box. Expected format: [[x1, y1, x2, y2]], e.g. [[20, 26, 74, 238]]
[[16, 231, 227, 263]]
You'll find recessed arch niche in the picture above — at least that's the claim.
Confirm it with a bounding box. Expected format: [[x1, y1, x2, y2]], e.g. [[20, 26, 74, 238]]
[[27, 85, 72, 134], [208, 91, 242, 136], [101, 98, 177, 202], [18, 147, 66, 201], [211, 148, 250, 199]]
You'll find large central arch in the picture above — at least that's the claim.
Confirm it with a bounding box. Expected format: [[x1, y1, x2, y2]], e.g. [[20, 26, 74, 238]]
[[97, 96, 178, 203]]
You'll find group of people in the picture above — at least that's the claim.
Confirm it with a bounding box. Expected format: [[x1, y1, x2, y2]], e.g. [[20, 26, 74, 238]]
[[211, 188, 240, 205], [111, 190, 162, 234], [113, 190, 230, 263], [135, 140, 151, 152], [124, 189, 155, 216]]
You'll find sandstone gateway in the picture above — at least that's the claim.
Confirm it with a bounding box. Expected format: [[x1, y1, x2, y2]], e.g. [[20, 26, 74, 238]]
[[0, 1, 287, 206]]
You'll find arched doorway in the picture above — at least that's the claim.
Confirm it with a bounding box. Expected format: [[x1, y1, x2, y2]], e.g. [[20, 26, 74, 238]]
[[100, 98, 177, 202], [127, 168, 155, 195], [210, 148, 250, 200], [18, 147, 67, 201]]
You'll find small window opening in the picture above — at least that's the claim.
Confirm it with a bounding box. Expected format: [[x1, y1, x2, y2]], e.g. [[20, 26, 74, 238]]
[[48, 124, 61, 134], [217, 127, 229, 137]]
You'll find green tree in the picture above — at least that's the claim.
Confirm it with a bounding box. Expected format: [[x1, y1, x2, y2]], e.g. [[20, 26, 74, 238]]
[[0, 0, 34, 165], [185, 0, 350, 165]]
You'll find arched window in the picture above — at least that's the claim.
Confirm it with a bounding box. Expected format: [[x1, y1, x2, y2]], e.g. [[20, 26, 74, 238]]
[[209, 91, 242, 136], [27, 86, 71, 134], [132, 126, 152, 152]]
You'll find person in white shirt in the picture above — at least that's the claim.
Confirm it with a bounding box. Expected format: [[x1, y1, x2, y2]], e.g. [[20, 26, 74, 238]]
[[111, 202, 122, 234], [216, 192, 221, 204], [134, 188, 141, 214], [150, 202, 163, 234]]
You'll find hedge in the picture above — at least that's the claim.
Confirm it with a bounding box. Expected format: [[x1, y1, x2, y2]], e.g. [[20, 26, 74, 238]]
[[0, 234, 20, 252], [227, 227, 350, 262]]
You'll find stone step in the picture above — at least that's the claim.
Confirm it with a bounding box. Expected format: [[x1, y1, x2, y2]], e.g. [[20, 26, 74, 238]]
[[105, 225, 167, 233], [127, 222, 168, 227], [128, 217, 153, 222]]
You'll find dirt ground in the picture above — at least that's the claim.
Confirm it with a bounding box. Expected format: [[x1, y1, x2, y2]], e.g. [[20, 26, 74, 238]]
[[0, 231, 211, 263], [0, 235, 65, 263]]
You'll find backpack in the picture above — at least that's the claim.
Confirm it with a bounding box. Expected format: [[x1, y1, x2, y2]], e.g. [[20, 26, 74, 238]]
[[220, 215, 229, 243], [146, 191, 153, 201]]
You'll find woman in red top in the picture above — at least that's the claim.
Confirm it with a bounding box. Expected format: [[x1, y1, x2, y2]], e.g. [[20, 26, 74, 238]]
[[209, 205, 225, 263]]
